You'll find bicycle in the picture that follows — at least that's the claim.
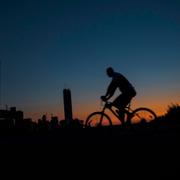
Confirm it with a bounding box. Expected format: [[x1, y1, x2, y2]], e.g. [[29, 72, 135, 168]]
[[85, 99, 157, 127]]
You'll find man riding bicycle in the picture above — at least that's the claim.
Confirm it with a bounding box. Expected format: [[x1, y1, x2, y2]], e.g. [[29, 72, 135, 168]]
[[101, 67, 137, 122]]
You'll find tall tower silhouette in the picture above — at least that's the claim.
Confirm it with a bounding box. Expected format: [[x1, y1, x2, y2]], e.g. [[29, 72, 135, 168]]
[[0, 60, 2, 108], [63, 89, 73, 124]]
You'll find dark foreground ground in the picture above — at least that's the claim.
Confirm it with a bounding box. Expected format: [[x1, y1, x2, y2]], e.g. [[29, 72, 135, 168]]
[[0, 114, 180, 179], [0, 123, 179, 178]]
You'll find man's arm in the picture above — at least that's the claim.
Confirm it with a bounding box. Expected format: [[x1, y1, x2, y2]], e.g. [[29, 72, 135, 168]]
[[103, 80, 117, 100]]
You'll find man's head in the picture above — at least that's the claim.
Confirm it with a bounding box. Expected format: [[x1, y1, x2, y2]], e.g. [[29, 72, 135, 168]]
[[106, 67, 114, 77]]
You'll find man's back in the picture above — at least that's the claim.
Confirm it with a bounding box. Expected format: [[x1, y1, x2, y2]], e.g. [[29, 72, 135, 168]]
[[111, 72, 135, 94]]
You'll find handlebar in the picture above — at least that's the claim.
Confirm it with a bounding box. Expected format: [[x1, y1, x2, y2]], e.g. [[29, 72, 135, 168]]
[[100, 96, 107, 102]]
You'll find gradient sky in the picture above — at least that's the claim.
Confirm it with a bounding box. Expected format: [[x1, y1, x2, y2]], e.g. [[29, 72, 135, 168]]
[[1, 0, 180, 121]]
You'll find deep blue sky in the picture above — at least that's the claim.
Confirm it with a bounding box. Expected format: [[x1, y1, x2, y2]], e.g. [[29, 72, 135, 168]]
[[1, 0, 180, 120]]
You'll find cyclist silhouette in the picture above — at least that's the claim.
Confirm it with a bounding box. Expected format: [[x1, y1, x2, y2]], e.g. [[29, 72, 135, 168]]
[[101, 67, 137, 122]]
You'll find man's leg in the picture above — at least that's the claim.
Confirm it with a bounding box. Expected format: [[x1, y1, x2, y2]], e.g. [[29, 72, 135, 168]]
[[113, 94, 132, 123], [113, 94, 126, 123]]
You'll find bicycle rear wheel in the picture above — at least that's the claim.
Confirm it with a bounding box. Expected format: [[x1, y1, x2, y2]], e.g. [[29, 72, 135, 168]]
[[130, 108, 157, 124], [85, 112, 112, 128]]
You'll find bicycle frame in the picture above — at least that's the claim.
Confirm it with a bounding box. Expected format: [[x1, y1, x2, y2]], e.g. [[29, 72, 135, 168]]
[[101, 101, 132, 123], [85, 100, 157, 127]]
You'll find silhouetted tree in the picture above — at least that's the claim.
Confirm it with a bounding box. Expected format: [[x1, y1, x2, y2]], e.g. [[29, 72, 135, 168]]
[[165, 104, 180, 121]]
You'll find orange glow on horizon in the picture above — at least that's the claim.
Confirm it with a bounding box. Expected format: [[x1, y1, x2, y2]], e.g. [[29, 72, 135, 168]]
[[23, 92, 179, 124]]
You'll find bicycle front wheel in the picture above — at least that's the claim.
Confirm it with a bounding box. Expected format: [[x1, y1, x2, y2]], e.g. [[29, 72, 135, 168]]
[[85, 112, 112, 128], [130, 108, 157, 124]]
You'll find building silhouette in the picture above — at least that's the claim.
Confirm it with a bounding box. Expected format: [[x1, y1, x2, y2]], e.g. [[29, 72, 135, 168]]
[[0, 107, 24, 129], [63, 89, 73, 124]]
